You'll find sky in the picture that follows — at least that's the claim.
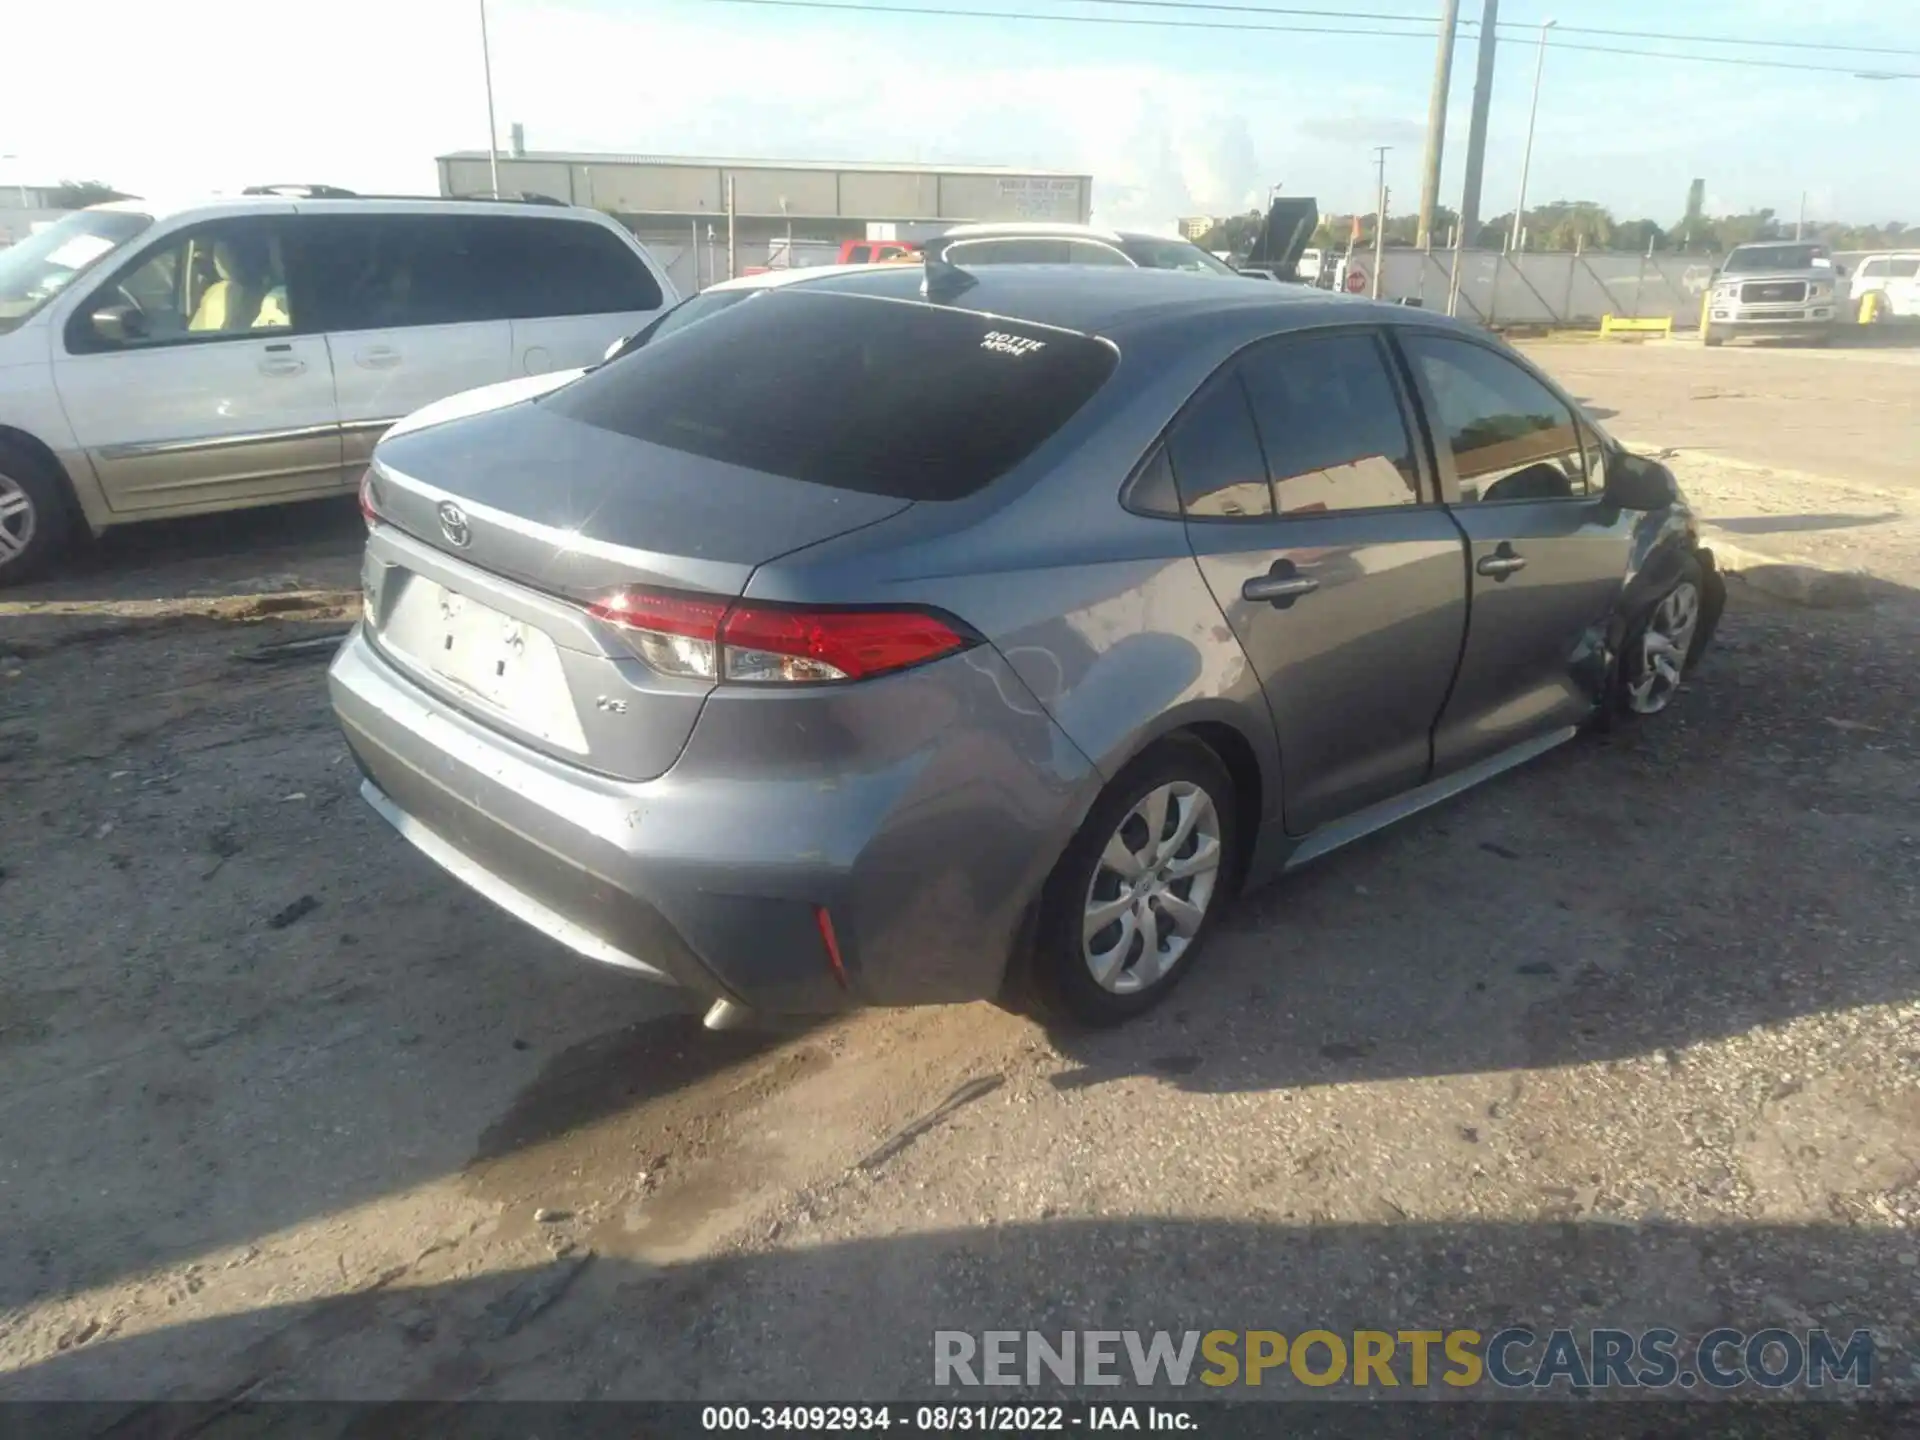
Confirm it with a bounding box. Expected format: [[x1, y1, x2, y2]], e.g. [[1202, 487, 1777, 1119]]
[[1, 0, 1913, 233]]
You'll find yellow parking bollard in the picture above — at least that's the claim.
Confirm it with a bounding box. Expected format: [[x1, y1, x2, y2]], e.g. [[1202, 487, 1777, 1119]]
[[1858, 291, 1885, 325]]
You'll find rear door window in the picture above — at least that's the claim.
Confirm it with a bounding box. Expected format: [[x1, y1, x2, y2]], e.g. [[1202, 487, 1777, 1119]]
[[470, 216, 663, 316], [1238, 330, 1422, 513], [946, 238, 1070, 265], [294, 214, 510, 331], [542, 289, 1117, 500]]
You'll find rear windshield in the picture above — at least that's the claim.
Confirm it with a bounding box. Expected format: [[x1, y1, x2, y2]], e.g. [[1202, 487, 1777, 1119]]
[[543, 290, 1117, 501], [1119, 237, 1238, 276]]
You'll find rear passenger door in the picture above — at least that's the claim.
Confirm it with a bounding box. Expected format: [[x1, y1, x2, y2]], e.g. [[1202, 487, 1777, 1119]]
[[1173, 329, 1468, 834], [471, 215, 670, 376], [1397, 331, 1636, 774], [292, 213, 514, 470]]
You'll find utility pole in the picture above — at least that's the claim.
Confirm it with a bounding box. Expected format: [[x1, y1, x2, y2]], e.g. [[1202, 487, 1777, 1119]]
[[478, 0, 501, 198], [1372, 147, 1391, 299], [1415, 0, 1462, 250], [1456, 0, 1499, 249], [725, 176, 737, 281], [1796, 191, 1807, 240]]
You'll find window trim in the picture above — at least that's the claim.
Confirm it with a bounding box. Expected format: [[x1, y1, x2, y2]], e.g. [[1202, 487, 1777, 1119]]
[[1121, 322, 1442, 523], [64, 215, 306, 356], [1387, 325, 1596, 508]]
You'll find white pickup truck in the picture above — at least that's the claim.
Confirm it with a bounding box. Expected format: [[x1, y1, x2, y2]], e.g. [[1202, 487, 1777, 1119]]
[[1702, 241, 1845, 346]]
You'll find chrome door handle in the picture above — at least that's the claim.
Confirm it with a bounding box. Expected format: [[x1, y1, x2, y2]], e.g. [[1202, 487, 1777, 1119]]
[[1476, 550, 1527, 579], [1243, 573, 1321, 603]]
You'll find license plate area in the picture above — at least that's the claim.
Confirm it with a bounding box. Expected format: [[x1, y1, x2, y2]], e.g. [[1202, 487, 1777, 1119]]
[[378, 575, 589, 753]]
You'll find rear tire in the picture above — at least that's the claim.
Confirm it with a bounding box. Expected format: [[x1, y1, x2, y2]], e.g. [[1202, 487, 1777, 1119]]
[[1030, 737, 1240, 1028], [0, 440, 73, 587]]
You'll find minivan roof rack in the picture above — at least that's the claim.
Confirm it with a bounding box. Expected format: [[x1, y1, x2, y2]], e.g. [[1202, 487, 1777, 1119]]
[[241, 185, 572, 208], [243, 183, 359, 198]]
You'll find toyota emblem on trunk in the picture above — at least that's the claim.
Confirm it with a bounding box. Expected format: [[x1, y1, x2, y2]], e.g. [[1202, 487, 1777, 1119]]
[[437, 501, 472, 549]]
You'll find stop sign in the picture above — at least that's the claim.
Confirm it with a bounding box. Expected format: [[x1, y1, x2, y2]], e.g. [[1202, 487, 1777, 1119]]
[[1345, 267, 1368, 293]]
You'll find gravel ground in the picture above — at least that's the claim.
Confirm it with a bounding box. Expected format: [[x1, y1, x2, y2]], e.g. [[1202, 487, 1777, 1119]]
[[2, 344, 1917, 1406]]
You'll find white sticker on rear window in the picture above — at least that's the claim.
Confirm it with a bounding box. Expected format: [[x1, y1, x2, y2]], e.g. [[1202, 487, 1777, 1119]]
[[981, 330, 1048, 357]]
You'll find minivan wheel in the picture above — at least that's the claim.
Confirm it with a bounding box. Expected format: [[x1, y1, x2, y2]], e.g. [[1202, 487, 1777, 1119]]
[[1618, 557, 1706, 718], [1031, 738, 1240, 1027], [0, 442, 71, 587]]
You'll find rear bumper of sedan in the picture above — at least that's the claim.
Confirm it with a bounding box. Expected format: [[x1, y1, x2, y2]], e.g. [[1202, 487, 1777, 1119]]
[[328, 625, 1097, 1013]]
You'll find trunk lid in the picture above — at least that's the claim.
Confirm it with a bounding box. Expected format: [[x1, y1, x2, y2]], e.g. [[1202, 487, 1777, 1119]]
[[361, 402, 911, 782]]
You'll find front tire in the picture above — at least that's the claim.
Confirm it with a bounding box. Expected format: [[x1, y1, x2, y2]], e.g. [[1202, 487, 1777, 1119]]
[[1703, 326, 1726, 348], [1615, 555, 1707, 720], [1030, 737, 1240, 1027], [0, 441, 73, 587]]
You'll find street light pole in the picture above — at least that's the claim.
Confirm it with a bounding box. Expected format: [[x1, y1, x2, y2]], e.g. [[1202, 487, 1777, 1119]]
[[479, 0, 502, 198], [1510, 18, 1555, 253], [1371, 146, 1391, 299]]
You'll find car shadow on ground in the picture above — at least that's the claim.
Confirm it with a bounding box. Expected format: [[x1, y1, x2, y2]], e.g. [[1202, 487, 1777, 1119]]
[[13, 495, 365, 607], [1711, 513, 1901, 537], [7, 1217, 1915, 1415], [5, 575, 1917, 1332]]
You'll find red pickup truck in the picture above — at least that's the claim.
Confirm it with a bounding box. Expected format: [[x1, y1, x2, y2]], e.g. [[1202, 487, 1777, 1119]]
[[837, 239, 918, 264]]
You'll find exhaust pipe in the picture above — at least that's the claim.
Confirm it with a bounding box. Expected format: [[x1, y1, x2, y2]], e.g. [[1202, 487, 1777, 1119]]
[[703, 998, 754, 1031]]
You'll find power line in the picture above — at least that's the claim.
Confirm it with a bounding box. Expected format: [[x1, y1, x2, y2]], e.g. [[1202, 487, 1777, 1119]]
[[695, 0, 1920, 75], [1008, 0, 1920, 58], [1490, 18, 1920, 58]]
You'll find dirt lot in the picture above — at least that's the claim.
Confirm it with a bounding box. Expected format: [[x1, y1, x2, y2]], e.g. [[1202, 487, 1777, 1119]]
[[3, 341, 1918, 1405]]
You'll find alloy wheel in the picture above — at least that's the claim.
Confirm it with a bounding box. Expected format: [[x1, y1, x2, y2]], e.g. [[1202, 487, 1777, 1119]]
[[1082, 780, 1223, 994], [0, 473, 35, 571], [1626, 580, 1701, 715]]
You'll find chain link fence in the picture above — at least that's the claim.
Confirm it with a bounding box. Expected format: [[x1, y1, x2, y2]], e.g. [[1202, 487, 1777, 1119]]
[[1360, 249, 1721, 327]]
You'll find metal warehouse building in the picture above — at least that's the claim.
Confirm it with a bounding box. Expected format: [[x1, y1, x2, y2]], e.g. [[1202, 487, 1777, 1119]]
[[436, 150, 1092, 293]]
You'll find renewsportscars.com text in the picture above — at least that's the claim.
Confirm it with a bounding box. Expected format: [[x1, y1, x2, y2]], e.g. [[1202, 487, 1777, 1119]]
[[933, 1327, 1873, 1391]]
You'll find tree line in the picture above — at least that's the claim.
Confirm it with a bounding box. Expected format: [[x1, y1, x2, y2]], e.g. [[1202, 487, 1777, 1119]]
[[1199, 201, 1918, 257]]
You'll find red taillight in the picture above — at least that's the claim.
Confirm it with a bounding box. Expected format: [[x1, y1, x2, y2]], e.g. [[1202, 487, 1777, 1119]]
[[586, 589, 730, 680], [357, 470, 378, 528], [586, 587, 971, 685], [722, 603, 968, 683]]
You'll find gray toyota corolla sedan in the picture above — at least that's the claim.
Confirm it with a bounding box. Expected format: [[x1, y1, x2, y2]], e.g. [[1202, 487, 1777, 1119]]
[[329, 263, 1723, 1028]]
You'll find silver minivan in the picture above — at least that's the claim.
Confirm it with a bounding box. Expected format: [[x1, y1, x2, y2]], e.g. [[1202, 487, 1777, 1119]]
[[0, 193, 676, 582]]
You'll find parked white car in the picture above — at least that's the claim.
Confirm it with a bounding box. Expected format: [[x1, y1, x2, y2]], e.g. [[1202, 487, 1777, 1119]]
[[1848, 253, 1920, 321], [0, 192, 677, 582]]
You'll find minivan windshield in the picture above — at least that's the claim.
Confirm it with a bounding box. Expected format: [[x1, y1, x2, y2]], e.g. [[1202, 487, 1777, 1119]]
[[1722, 243, 1829, 274], [0, 209, 152, 335]]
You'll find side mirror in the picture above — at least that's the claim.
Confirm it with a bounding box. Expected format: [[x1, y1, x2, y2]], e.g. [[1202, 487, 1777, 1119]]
[[1605, 451, 1678, 510], [89, 304, 146, 346]]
